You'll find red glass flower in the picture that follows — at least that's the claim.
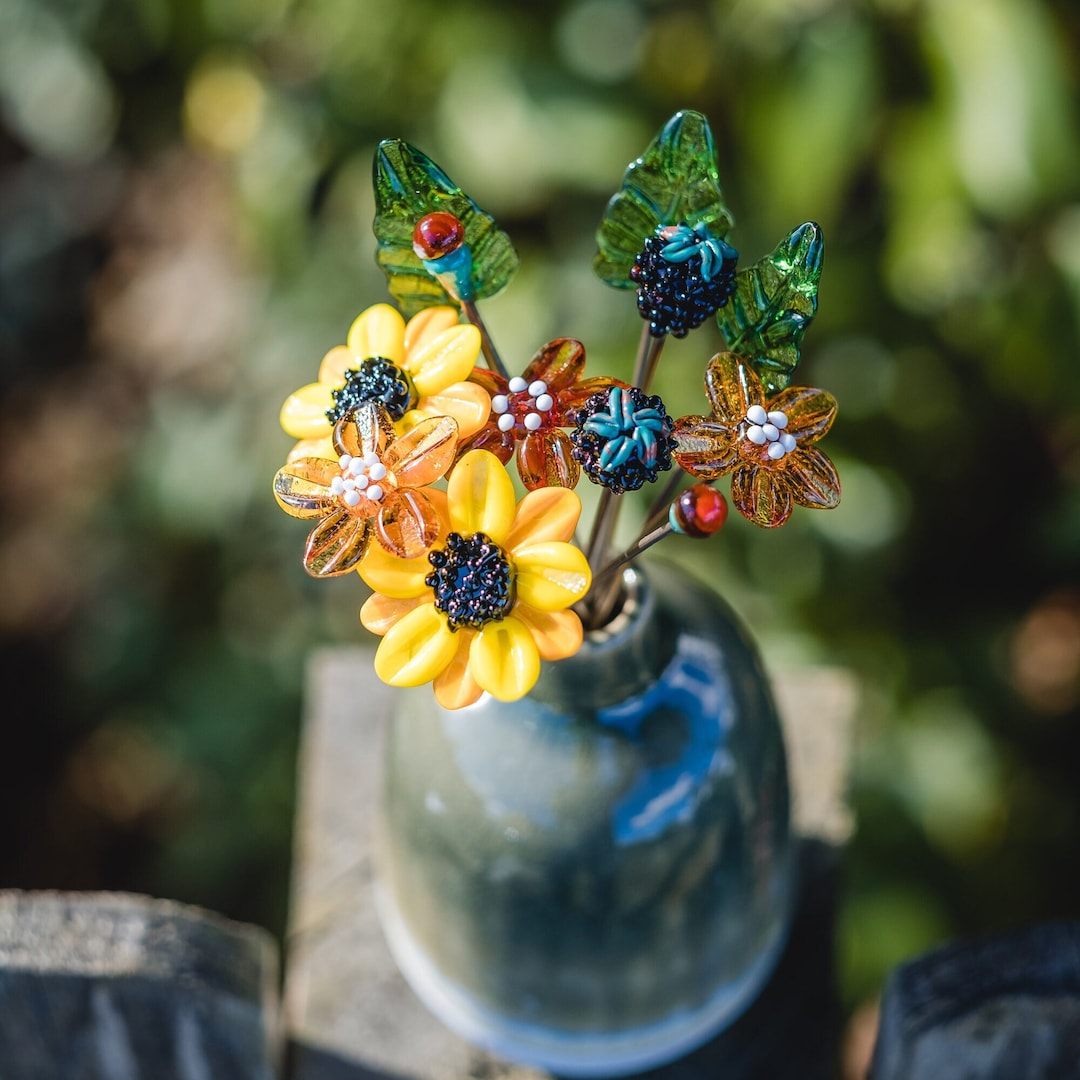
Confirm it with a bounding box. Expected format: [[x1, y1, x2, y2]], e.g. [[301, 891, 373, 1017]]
[[457, 338, 624, 490]]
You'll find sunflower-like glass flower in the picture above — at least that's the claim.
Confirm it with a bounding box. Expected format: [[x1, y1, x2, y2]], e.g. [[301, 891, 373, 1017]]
[[457, 338, 623, 490], [274, 403, 457, 574], [672, 352, 840, 528], [358, 449, 592, 708], [279, 303, 490, 460]]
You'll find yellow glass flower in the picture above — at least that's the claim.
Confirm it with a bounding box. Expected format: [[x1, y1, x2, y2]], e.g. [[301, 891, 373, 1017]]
[[279, 303, 490, 459], [274, 403, 457, 575], [359, 449, 592, 708]]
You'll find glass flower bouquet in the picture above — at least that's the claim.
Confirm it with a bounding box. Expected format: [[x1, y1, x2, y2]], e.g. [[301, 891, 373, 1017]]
[[273, 111, 842, 1073], [274, 110, 840, 708]]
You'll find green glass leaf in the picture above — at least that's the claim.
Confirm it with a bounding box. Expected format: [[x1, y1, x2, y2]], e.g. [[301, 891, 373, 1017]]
[[372, 140, 519, 316], [593, 110, 735, 289], [715, 222, 824, 394]]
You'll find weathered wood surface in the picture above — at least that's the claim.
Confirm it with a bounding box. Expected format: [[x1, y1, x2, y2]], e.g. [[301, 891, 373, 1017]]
[[0, 890, 279, 1080], [285, 646, 858, 1080], [871, 921, 1080, 1080]]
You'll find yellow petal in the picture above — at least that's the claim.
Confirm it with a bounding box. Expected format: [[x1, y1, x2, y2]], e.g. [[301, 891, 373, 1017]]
[[280, 382, 333, 440], [408, 325, 481, 396], [358, 543, 433, 599], [286, 435, 337, 464], [317, 344, 355, 387], [346, 304, 405, 364], [513, 542, 592, 611], [513, 605, 583, 661], [414, 381, 490, 440], [360, 592, 428, 636], [433, 632, 485, 710], [448, 449, 516, 544], [469, 617, 541, 702], [404, 306, 460, 355], [506, 487, 582, 551], [374, 603, 458, 687]]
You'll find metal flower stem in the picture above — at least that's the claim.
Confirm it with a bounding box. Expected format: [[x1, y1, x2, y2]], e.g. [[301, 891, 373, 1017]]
[[633, 330, 666, 395], [460, 299, 509, 381], [588, 520, 675, 628]]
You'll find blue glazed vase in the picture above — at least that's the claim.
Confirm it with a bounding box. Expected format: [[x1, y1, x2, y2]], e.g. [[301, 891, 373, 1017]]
[[375, 560, 794, 1077]]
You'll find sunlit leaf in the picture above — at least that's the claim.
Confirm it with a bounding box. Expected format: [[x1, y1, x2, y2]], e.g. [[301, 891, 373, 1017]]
[[373, 139, 519, 316], [594, 110, 734, 288], [716, 221, 824, 394]]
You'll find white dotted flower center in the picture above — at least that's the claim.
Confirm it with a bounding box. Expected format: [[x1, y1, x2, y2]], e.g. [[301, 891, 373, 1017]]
[[331, 452, 388, 506], [744, 404, 797, 461], [491, 376, 554, 433]]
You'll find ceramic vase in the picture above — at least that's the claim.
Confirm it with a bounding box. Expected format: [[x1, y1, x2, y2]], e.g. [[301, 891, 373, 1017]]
[[375, 560, 794, 1076]]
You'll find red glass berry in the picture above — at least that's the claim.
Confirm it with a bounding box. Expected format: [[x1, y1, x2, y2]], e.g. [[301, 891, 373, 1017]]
[[413, 212, 465, 259], [674, 484, 728, 538]]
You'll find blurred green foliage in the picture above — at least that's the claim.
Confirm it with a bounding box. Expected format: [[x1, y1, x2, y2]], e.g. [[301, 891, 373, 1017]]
[[1, 0, 1079, 1031]]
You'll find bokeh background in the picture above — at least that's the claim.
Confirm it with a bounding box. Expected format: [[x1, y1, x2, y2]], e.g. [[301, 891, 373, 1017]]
[[2, 0, 1078, 1070]]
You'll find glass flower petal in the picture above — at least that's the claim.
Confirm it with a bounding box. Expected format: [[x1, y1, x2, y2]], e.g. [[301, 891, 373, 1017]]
[[410, 381, 490, 440], [303, 508, 372, 577], [731, 464, 793, 528], [407, 325, 481, 396], [433, 633, 485, 710], [317, 344, 355, 386], [403, 306, 461, 354], [522, 338, 585, 394], [346, 303, 405, 365], [358, 545, 434, 599], [770, 385, 838, 442], [333, 403, 392, 460], [516, 429, 579, 491], [280, 382, 333, 440], [273, 457, 341, 518], [448, 449, 516, 545], [383, 413, 458, 487], [285, 436, 336, 465], [787, 447, 841, 509], [469, 616, 541, 702], [374, 603, 458, 687], [376, 489, 442, 559], [360, 592, 428, 636], [505, 487, 582, 550], [513, 605, 583, 662], [705, 351, 762, 423], [672, 416, 739, 479], [513, 542, 592, 611], [556, 376, 628, 426]]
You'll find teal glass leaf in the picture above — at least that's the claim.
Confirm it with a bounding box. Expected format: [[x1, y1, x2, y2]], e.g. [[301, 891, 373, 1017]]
[[715, 222, 824, 394], [373, 140, 519, 315], [594, 110, 735, 289]]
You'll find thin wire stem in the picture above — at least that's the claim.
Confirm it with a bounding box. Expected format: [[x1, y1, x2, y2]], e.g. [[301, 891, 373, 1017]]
[[460, 299, 509, 380], [631, 327, 667, 394], [587, 521, 674, 627]]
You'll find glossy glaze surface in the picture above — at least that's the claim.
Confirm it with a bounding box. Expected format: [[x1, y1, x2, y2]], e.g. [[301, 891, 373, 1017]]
[[376, 561, 793, 1067]]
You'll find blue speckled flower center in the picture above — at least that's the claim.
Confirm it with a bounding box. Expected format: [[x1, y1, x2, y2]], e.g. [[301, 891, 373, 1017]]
[[426, 532, 514, 631], [328, 358, 417, 423]]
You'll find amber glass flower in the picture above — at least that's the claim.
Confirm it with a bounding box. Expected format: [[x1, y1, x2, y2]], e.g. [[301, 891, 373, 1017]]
[[457, 338, 622, 490], [279, 303, 490, 460], [273, 403, 457, 575], [672, 352, 840, 528], [358, 449, 592, 708]]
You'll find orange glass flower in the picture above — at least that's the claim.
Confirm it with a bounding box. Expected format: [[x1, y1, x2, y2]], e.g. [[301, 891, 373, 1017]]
[[358, 450, 592, 708], [458, 338, 622, 490], [273, 403, 457, 575], [672, 352, 841, 528], [279, 303, 490, 461]]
